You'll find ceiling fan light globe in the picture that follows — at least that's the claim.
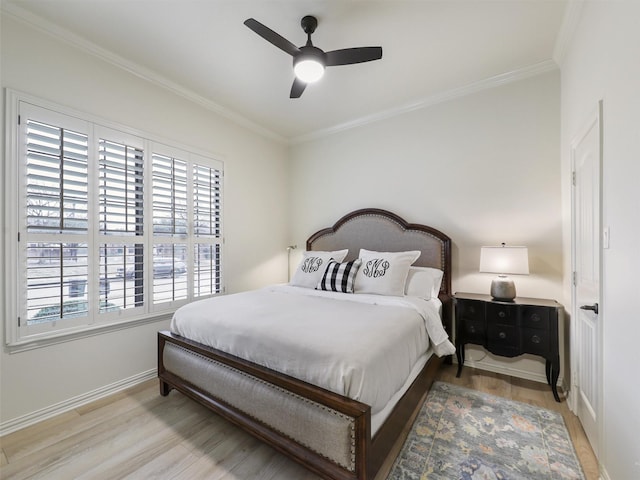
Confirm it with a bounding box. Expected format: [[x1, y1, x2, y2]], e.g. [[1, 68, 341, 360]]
[[294, 59, 325, 83]]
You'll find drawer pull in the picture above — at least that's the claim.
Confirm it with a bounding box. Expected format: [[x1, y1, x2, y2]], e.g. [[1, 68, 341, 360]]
[[499, 332, 506, 339], [531, 335, 541, 344], [531, 313, 540, 322], [498, 311, 506, 318], [469, 325, 476, 333]]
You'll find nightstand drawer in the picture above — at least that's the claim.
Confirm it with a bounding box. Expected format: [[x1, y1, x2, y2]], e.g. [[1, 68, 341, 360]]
[[487, 303, 517, 324], [522, 328, 550, 354], [522, 307, 550, 330], [463, 319, 486, 342], [458, 300, 484, 321], [487, 323, 519, 347]]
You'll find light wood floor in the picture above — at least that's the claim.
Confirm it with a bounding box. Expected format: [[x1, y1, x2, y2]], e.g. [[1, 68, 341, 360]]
[[0, 364, 599, 480]]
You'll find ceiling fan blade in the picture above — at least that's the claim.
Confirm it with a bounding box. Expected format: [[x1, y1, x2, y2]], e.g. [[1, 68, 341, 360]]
[[290, 78, 307, 98], [325, 47, 383, 66], [244, 18, 300, 57]]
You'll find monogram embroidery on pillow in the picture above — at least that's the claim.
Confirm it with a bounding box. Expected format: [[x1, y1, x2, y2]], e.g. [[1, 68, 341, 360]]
[[362, 259, 390, 278], [301, 257, 323, 273]]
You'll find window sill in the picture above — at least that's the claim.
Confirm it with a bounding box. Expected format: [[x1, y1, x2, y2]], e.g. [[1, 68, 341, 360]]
[[5, 312, 174, 354]]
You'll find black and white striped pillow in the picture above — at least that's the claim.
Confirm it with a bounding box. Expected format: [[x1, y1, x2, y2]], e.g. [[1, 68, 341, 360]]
[[316, 259, 362, 293]]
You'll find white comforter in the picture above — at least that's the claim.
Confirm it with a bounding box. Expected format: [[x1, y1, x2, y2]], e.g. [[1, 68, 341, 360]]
[[170, 285, 455, 415]]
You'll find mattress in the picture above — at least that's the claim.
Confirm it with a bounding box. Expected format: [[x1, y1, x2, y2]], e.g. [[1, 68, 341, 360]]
[[170, 285, 454, 417]]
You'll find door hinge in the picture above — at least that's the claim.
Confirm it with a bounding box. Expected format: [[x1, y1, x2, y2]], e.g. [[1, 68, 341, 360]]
[[18, 232, 21, 242], [572, 271, 577, 286], [18, 316, 21, 327], [572, 369, 578, 387], [18, 114, 21, 125], [572, 171, 576, 186]]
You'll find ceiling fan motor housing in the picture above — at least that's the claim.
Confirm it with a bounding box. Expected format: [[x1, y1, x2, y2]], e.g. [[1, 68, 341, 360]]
[[294, 46, 326, 67], [301, 15, 318, 35]]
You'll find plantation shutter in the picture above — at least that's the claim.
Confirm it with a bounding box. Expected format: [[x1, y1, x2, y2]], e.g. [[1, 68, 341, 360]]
[[98, 137, 145, 312], [193, 164, 222, 297], [24, 118, 90, 324], [26, 120, 89, 232], [98, 139, 144, 235], [8, 92, 224, 345], [152, 153, 188, 304]]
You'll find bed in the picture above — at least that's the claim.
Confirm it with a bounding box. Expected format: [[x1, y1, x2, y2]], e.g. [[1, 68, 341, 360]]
[[158, 208, 453, 480]]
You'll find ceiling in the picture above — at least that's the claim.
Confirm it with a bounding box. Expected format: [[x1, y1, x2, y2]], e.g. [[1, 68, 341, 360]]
[[3, 1, 569, 142]]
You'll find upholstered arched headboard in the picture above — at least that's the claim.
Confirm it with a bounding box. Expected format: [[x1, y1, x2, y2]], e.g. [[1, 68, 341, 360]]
[[306, 208, 452, 300]]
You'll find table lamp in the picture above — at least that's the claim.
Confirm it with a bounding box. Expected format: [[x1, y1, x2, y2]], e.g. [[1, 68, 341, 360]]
[[479, 244, 529, 301]]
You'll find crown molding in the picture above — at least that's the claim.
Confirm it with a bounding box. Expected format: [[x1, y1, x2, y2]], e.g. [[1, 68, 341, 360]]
[[3, 2, 562, 147], [553, 1, 586, 66], [290, 59, 559, 144], [1, 2, 287, 144]]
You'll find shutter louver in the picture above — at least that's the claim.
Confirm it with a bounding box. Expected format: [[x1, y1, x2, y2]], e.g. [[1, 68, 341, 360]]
[[194, 243, 221, 297], [152, 243, 188, 303], [99, 139, 144, 235], [152, 154, 187, 236], [99, 243, 144, 311], [26, 120, 88, 232], [26, 242, 89, 324], [193, 164, 221, 237]]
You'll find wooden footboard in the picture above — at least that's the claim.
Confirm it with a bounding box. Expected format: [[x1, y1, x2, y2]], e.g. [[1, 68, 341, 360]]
[[158, 330, 443, 480]]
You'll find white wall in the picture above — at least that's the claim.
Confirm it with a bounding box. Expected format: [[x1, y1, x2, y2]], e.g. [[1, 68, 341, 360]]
[[290, 71, 563, 383], [560, 2, 640, 478], [0, 15, 289, 426]]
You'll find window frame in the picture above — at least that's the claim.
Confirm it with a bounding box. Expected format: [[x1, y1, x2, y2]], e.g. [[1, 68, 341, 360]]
[[4, 90, 224, 351]]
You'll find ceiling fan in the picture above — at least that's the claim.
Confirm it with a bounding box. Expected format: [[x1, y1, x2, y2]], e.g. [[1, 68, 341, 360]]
[[244, 15, 383, 98]]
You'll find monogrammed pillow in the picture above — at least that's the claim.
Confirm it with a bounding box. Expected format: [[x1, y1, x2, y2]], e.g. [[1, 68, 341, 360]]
[[290, 250, 349, 289], [354, 249, 421, 296]]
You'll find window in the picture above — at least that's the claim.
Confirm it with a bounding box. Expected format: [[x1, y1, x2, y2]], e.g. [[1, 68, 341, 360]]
[[5, 92, 224, 347]]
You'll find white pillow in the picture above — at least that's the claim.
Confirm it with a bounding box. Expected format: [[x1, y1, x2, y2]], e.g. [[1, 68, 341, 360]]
[[290, 250, 349, 288], [354, 249, 421, 296], [405, 266, 444, 299]]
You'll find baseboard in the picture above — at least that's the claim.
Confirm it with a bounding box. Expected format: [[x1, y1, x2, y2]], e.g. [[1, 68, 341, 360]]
[[0, 369, 156, 437]]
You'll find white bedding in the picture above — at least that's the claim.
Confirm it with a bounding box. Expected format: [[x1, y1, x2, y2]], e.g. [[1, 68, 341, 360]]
[[170, 285, 455, 416]]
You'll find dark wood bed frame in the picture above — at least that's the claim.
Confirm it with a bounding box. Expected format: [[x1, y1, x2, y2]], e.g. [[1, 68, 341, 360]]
[[158, 208, 452, 480]]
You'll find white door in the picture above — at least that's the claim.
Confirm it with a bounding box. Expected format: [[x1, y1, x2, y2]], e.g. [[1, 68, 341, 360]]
[[571, 101, 603, 458]]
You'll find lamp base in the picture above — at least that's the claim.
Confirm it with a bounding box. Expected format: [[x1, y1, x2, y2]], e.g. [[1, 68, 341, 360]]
[[490, 275, 516, 301]]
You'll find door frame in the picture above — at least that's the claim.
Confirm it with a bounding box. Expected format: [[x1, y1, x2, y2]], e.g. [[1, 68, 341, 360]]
[[569, 99, 604, 458]]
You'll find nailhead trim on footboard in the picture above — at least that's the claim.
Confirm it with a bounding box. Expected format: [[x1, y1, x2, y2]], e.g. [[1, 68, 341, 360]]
[[163, 342, 358, 472]]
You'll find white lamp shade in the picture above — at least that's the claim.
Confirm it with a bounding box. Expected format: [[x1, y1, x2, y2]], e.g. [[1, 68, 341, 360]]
[[479, 246, 529, 275], [294, 59, 325, 83]]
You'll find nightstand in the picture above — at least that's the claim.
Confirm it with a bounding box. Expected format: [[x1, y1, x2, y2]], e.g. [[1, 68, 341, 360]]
[[454, 292, 562, 402]]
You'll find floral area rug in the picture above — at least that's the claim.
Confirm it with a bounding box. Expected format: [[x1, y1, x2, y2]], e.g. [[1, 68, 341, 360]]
[[387, 381, 585, 480]]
